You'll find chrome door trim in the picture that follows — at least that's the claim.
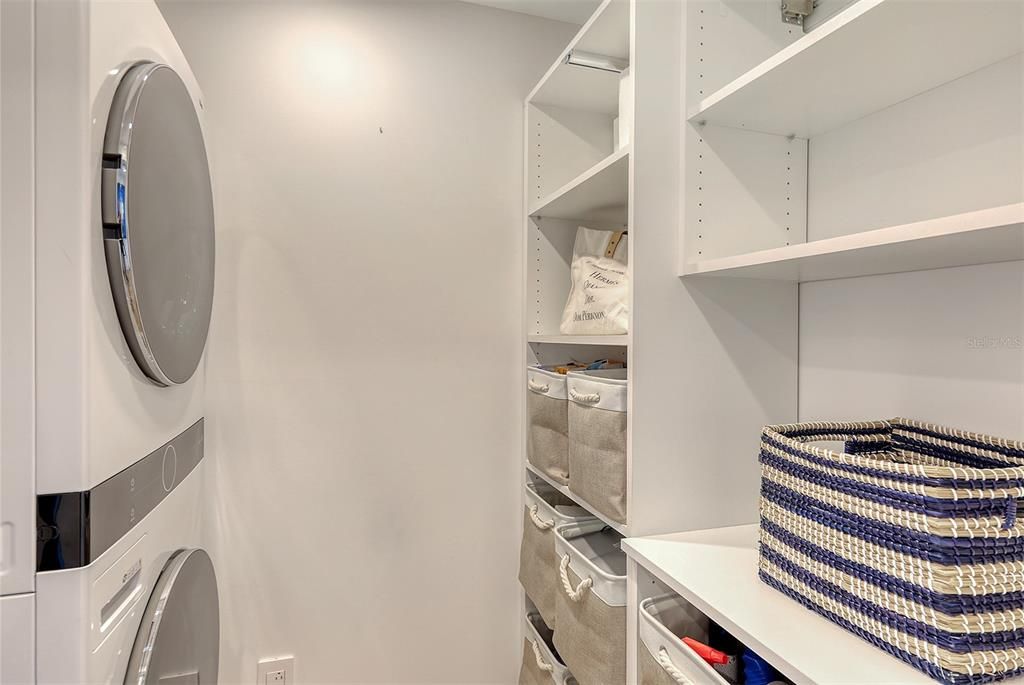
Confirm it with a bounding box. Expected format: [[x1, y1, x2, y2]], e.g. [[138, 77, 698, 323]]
[[101, 61, 215, 386], [125, 547, 219, 685], [103, 62, 171, 386]]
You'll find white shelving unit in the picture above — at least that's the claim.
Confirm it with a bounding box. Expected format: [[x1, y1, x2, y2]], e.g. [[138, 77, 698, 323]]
[[684, 203, 1024, 281], [527, 0, 630, 115], [526, 334, 628, 346], [525, 463, 627, 536], [522, 0, 635, 538], [519, 1, 799, 682], [529, 146, 629, 224], [679, 0, 1024, 278], [521, 1, 1023, 683], [522, 0, 792, 534], [688, 0, 1024, 138], [622, 0, 1024, 683], [623, 526, 935, 685]]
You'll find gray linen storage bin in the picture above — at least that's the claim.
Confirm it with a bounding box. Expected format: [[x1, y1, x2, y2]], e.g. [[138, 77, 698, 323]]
[[519, 482, 595, 629], [638, 595, 730, 685], [519, 611, 576, 685], [567, 368, 628, 524], [527, 366, 570, 484], [553, 520, 627, 685]]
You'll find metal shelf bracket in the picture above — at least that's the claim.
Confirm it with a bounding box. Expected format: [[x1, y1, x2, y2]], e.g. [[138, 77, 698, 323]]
[[781, 0, 815, 27]]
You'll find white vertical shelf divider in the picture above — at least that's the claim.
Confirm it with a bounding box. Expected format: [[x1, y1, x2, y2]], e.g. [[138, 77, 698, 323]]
[[522, 0, 632, 537], [520, 3, 635, 679], [520, 1, 801, 683], [625, 1, 800, 680]]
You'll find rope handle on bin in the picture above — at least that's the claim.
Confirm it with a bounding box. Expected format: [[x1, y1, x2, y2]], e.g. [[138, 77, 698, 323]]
[[528, 380, 550, 393], [657, 648, 694, 684], [559, 555, 592, 602], [530, 639, 554, 673], [569, 388, 600, 404], [529, 505, 555, 530]]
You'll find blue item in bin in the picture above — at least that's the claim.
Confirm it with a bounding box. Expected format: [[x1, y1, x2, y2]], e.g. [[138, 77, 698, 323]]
[[584, 359, 622, 370], [742, 648, 782, 685]]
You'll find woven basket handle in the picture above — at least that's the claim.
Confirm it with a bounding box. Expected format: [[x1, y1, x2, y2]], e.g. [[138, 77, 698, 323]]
[[558, 554, 592, 602], [768, 421, 891, 448], [656, 648, 694, 684]]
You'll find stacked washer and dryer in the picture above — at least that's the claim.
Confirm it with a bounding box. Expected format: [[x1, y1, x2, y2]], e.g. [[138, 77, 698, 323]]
[[1, 1, 220, 683]]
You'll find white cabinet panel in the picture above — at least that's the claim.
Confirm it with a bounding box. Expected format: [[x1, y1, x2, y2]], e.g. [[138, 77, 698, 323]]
[[1, 594, 35, 685], [0, 0, 36, 597]]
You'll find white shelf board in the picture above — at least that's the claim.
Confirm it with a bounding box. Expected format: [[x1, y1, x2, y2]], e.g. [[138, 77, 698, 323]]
[[688, 0, 1024, 138], [528, 334, 628, 346], [527, 0, 630, 115], [529, 147, 629, 223], [526, 463, 628, 536], [623, 525, 936, 685], [682, 204, 1024, 282]]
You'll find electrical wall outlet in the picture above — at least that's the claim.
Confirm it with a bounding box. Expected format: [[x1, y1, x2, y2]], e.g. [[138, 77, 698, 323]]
[[257, 657, 295, 685]]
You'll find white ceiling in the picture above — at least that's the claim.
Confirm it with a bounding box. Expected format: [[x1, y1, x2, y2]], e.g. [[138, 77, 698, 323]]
[[461, 0, 601, 25]]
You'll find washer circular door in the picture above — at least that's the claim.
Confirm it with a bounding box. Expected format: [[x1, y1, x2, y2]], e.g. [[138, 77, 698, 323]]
[[125, 548, 219, 684], [102, 62, 215, 387]]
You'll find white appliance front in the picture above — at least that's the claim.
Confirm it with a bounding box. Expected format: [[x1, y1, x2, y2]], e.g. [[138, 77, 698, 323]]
[[34, 0, 214, 495], [36, 453, 217, 684]]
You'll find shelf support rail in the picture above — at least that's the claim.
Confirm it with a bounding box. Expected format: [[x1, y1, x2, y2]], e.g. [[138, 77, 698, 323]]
[[781, 0, 815, 27]]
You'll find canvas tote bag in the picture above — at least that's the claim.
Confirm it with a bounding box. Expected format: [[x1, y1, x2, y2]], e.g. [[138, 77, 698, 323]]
[[560, 227, 628, 335]]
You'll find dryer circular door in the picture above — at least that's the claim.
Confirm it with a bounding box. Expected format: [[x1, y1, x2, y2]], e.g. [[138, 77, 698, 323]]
[[125, 548, 219, 684], [102, 62, 215, 387]]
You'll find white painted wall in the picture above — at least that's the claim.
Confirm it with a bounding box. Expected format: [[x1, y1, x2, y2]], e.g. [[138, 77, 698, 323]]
[[156, 2, 574, 682], [800, 261, 1024, 439]]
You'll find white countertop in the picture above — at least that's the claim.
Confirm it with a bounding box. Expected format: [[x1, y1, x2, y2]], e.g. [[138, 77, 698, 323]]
[[623, 524, 939, 685]]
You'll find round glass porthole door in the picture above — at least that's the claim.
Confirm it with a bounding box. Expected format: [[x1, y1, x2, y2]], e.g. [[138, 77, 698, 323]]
[[102, 62, 215, 387], [125, 548, 219, 685]]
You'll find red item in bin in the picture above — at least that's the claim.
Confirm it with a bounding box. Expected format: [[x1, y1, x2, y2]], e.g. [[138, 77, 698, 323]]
[[682, 637, 730, 665]]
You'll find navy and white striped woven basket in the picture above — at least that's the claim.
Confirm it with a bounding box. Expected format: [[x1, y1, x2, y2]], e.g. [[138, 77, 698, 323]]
[[758, 418, 1024, 685]]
